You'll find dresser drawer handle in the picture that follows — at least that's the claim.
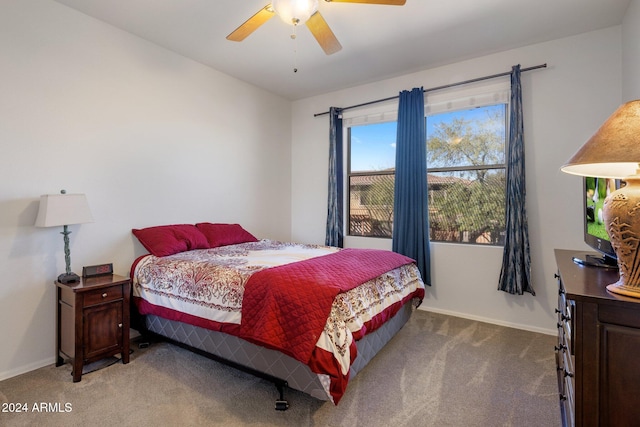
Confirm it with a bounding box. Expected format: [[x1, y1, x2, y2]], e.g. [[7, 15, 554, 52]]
[[102, 293, 108, 298], [118, 323, 123, 328]]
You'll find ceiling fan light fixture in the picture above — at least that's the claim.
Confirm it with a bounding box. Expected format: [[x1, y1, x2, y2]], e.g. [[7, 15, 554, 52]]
[[272, 0, 319, 25]]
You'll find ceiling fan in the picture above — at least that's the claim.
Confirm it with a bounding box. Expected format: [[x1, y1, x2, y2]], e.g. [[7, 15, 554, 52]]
[[226, 0, 406, 55]]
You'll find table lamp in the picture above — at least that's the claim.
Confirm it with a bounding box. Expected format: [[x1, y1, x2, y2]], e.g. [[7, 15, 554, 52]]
[[561, 99, 640, 297], [35, 190, 93, 284]]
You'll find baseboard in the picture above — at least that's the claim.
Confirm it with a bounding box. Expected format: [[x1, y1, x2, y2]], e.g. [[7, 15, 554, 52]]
[[417, 306, 556, 336], [0, 357, 55, 382]]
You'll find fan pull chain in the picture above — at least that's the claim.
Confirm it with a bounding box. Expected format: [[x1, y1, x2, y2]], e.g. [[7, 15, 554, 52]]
[[291, 23, 299, 73]]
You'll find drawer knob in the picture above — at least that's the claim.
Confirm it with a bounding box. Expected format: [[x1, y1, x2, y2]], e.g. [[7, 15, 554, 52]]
[[102, 293, 108, 298], [118, 323, 123, 328]]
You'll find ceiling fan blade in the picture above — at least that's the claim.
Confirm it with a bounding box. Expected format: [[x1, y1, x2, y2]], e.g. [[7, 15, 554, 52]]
[[306, 12, 342, 55], [323, 0, 406, 5], [226, 5, 275, 42]]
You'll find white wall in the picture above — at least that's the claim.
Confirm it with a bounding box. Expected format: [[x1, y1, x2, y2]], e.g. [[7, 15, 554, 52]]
[[291, 26, 623, 334], [0, 0, 292, 380], [623, 0, 640, 99]]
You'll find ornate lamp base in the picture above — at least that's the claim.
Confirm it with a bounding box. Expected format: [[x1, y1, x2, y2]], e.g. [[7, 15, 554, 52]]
[[603, 173, 640, 299], [606, 282, 640, 297]]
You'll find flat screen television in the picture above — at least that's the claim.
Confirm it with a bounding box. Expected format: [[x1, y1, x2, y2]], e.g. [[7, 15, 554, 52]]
[[572, 176, 620, 268]]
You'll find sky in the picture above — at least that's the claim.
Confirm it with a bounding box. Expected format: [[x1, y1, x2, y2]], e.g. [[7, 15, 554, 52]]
[[349, 104, 505, 172]]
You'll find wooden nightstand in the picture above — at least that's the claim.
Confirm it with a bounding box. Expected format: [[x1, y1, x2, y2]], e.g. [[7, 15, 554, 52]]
[[55, 274, 131, 382]]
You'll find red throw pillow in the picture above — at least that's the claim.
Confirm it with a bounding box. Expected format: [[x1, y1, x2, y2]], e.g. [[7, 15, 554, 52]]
[[132, 224, 209, 257], [195, 223, 258, 248]]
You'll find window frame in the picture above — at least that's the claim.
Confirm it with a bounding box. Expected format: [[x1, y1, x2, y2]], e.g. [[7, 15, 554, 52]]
[[345, 86, 510, 244], [424, 102, 508, 245]]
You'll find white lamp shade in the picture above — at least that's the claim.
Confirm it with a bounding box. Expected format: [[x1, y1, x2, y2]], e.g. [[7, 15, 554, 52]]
[[35, 193, 94, 227]]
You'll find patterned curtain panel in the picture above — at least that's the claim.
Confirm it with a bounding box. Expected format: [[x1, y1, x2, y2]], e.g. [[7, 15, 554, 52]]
[[392, 88, 431, 285], [325, 107, 344, 248], [498, 65, 534, 295]]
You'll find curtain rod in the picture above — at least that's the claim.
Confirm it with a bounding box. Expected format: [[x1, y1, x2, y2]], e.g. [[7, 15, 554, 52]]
[[313, 63, 547, 117]]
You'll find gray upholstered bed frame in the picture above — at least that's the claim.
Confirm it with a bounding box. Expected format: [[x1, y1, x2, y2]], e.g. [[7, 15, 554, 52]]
[[140, 301, 415, 408]]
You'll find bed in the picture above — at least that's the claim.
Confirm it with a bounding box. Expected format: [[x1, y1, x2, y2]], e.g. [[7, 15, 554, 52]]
[[129, 223, 425, 408]]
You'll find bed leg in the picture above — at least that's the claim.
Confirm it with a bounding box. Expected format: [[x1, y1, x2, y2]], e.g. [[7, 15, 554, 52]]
[[274, 381, 289, 411]]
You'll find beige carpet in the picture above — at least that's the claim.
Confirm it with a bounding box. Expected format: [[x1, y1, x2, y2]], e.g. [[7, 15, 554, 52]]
[[0, 310, 560, 427]]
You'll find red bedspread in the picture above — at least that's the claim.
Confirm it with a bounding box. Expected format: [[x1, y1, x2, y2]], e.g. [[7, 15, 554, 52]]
[[239, 248, 416, 364]]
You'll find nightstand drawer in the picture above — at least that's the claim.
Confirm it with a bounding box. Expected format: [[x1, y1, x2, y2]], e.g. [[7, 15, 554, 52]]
[[83, 284, 123, 306]]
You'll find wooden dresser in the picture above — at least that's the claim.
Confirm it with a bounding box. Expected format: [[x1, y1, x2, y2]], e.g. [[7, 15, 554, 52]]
[[555, 249, 640, 427], [55, 274, 131, 382]]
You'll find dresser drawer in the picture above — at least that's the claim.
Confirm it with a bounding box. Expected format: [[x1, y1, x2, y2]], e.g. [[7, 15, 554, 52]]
[[565, 301, 575, 355], [83, 284, 124, 306], [558, 287, 566, 316], [562, 348, 574, 381]]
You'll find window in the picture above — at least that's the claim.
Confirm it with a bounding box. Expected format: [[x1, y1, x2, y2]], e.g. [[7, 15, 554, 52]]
[[348, 122, 397, 237], [347, 101, 507, 245]]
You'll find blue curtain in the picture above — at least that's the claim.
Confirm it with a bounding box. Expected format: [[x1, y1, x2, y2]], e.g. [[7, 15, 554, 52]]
[[392, 88, 431, 285], [325, 107, 344, 247], [498, 65, 534, 295]]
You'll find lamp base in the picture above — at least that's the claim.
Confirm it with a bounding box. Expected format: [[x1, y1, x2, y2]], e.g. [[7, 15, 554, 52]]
[[602, 172, 640, 299], [606, 282, 640, 298], [58, 272, 80, 284]]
